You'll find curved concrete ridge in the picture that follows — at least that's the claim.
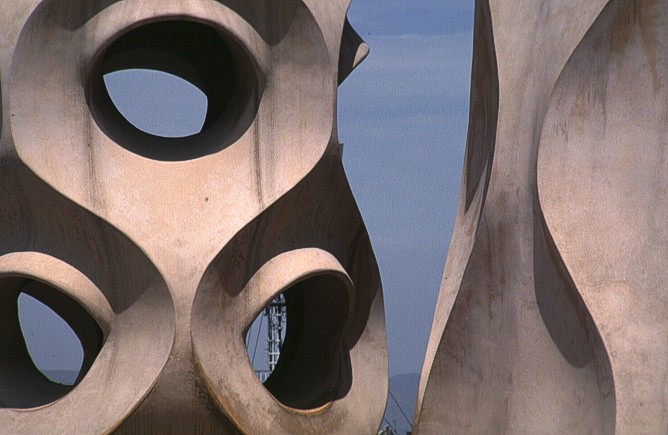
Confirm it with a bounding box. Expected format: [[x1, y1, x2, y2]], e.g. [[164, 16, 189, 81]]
[[538, 0, 668, 430], [415, 0, 620, 433], [0, 252, 114, 335], [0, 163, 175, 434], [9, 0, 332, 260], [191, 151, 387, 434], [230, 248, 355, 331], [416, 0, 499, 418]]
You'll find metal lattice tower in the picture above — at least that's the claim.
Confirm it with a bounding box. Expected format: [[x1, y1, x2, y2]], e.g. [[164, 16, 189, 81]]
[[265, 294, 286, 373]]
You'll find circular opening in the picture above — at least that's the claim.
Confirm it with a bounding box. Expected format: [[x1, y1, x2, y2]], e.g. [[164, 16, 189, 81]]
[[0, 277, 104, 409], [245, 274, 352, 410], [89, 20, 258, 160], [103, 69, 208, 138], [18, 292, 84, 386]]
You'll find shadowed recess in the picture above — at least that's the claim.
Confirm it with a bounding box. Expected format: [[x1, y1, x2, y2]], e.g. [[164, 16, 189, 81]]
[[102, 21, 234, 130], [260, 275, 351, 410], [534, 209, 597, 367], [533, 208, 615, 428], [338, 18, 368, 85]]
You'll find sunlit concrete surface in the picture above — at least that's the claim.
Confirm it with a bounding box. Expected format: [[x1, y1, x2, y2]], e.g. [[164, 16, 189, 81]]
[[0, 1, 387, 433], [416, 0, 668, 433]]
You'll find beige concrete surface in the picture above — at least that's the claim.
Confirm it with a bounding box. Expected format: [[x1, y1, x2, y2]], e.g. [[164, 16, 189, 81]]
[[414, 0, 668, 433], [0, 1, 386, 433]]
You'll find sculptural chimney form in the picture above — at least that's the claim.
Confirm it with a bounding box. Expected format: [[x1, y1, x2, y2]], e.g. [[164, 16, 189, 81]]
[[0, 1, 387, 433], [416, 0, 668, 432]]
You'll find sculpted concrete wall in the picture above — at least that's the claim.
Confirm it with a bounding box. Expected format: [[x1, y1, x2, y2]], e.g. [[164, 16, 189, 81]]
[[0, 1, 387, 433], [416, 0, 668, 433]]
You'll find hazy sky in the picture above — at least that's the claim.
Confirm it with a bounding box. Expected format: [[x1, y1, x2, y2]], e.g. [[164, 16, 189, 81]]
[[20, 1, 475, 380], [340, 0, 474, 375]]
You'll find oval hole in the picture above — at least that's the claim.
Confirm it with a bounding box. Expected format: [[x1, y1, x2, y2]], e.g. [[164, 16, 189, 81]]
[[0, 277, 104, 408], [245, 274, 352, 410], [103, 69, 208, 138], [90, 20, 257, 160], [18, 292, 84, 386]]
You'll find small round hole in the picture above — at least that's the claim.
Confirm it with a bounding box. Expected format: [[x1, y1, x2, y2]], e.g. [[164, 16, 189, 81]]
[[18, 292, 84, 386], [103, 69, 208, 138]]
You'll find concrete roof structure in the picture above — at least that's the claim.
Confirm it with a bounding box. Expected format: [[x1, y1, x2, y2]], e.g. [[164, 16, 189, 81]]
[[415, 0, 668, 432], [0, 1, 387, 433]]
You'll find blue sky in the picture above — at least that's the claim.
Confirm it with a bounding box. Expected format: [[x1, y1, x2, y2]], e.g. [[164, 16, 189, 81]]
[[340, 0, 474, 375], [20, 1, 475, 379]]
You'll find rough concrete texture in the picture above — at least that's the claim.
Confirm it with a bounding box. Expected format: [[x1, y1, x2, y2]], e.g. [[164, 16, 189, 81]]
[[415, 0, 668, 433], [0, 1, 387, 433]]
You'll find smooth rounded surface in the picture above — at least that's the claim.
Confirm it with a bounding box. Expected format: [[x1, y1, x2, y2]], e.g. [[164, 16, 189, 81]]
[[415, 1, 619, 433], [5, 1, 385, 432], [191, 153, 388, 433], [0, 176, 175, 433]]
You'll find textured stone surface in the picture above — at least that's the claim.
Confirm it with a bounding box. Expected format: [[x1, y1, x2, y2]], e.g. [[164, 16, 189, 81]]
[[415, 0, 668, 433], [0, 1, 386, 433]]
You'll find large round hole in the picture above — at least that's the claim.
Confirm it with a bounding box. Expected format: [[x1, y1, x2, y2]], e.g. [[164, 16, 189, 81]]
[[103, 69, 208, 138], [89, 20, 258, 160], [0, 277, 104, 409], [245, 274, 352, 410], [18, 292, 84, 386]]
